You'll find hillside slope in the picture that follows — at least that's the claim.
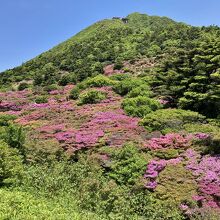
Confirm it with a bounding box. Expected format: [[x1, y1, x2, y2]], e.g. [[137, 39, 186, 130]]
[[0, 12, 220, 219]]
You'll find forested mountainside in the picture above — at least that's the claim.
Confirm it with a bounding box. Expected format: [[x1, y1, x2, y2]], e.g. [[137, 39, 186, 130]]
[[0, 12, 220, 219]]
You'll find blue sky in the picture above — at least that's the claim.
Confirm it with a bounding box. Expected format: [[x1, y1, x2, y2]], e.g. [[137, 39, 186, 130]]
[[0, 0, 219, 72]]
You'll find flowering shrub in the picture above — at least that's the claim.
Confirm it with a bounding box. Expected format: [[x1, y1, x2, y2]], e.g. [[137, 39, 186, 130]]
[[0, 101, 22, 112], [38, 124, 66, 134], [144, 158, 183, 190], [16, 111, 45, 125], [185, 149, 220, 208], [145, 133, 192, 150], [55, 131, 75, 142], [75, 130, 105, 147], [194, 133, 210, 140]]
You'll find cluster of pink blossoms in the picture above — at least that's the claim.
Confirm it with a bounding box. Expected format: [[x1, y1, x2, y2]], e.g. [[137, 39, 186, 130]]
[[53, 110, 143, 150], [194, 133, 210, 140], [144, 158, 182, 190], [0, 101, 23, 112], [145, 133, 192, 150], [185, 149, 220, 208], [16, 111, 45, 125]]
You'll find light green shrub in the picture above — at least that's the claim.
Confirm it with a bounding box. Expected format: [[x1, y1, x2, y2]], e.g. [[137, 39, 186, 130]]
[[0, 141, 23, 185], [122, 96, 161, 118], [113, 78, 144, 96], [35, 95, 48, 104], [141, 109, 206, 134], [77, 90, 107, 105], [127, 84, 153, 98]]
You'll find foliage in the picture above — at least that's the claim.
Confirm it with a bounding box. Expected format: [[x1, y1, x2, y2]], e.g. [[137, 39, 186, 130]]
[[0, 114, 17, 126], [35, 95, 48, 104], [69, 86, 80, 99], [126, 84, 153, 98], [77, 90, 107, 105], [43, 84, 59, 92], [58, 73, 77, 86], [141, 109, 206, 134], [155, 164, 197, 203], [0, 12, 220, 219], [70, 75, 115, 100], [18, 82, 29, 91], [0, 189, 100, 220], [0, 141, 23, 185], [122, 96, 161, 117], [85, 75, 115, 88], [104, 143, 147, 185], [153, 29, 220, 118], [113, 78, 144, 96], [2, 124, 26, 157]]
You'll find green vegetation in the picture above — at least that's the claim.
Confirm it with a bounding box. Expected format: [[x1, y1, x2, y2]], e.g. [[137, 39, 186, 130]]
[[0, 12, 220, 219], [113, 78, 144, 96], [18, 82, 29, 91], [77, 90, 107, 105], [122, 96, 161, 117], [70, 75, 115, 99], [0, 141, 23, 185], [35, 95, 48, 104], [140, 109, 206, 134]]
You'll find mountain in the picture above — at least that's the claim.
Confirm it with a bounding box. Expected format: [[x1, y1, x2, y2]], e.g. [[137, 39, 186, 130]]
[[0, 13, 193, 84], [1, 12, 220, 117], [0, 13, 220, 219]]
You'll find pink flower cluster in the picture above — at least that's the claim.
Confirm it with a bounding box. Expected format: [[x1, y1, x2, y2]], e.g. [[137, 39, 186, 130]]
[[158, 99, 169, 105], [16, 111, 45, 125], [185, 149, 220, 208], [144, 158, 182, 190], [75, 130, 105, 146], [194, 133, 210, 140], [55, 131, 75, 142], [0, 101, 23, 112], [145, 133, 192, 150]]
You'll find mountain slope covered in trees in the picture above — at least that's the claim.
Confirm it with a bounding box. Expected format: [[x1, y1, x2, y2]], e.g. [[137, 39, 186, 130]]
[[0, 13, 220, 219]]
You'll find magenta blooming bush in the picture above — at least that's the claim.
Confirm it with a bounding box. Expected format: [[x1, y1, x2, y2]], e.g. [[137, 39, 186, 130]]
[[144, 158, 182, 190], [194, 133, 210, 140], [158, 99, 169, 105], [0, 101, 23, 112], [144, 133, 192, 150], [185, 149, 220, 208], [75, 130, 105, 147], [53, 110, 143, 149], [55, 131, 75, 142]]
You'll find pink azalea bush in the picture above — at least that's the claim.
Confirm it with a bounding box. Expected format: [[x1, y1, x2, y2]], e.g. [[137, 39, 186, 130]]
[[144, 158, 183, 190], [145, 133, 192, 150], [185, 149, 220, 208]]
